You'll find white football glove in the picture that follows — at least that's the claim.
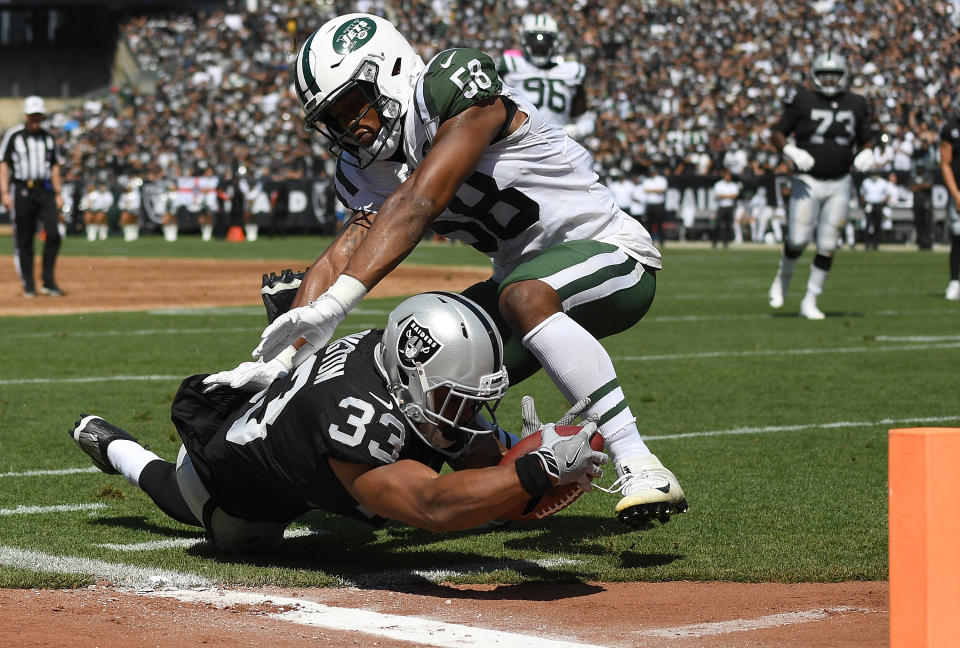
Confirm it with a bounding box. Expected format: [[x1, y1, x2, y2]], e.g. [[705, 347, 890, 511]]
[[519, 395, 594, 439], [853, 149, 876, 173], [202, 346, 296, 392], [253, 293, 348, 362], [529, 421, 607, 489], [782, 144, 815, 172]]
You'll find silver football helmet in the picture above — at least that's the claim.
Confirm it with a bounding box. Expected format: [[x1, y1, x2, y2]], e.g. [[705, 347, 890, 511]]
[[292, 14, 424, 168], [378, 292, 509, 457], [810, 51, 848, 97], [520, 14, 559, 69]]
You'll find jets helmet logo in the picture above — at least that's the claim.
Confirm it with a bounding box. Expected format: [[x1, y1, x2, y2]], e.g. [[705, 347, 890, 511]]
[[332, 18, 377, 55], [397, 318, 442, 369]]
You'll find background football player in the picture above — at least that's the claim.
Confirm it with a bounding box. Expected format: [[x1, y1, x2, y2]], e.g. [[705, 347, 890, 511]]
[[207, 13, 687, 529], [767, 51, 875, 319], [69, 293, 606, 554], [938, 95, 960, 301], [497, 14, 595, 142]]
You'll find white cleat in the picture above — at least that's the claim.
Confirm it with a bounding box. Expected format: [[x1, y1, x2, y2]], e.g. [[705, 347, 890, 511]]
[[606, 454, 688, 528], [799, 297, 826, 320], [768, 279, 784, 309], [946, 280, 960, 301]]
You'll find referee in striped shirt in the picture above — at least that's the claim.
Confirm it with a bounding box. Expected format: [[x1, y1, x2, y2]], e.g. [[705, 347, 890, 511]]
[[0, 96, 65, 297]]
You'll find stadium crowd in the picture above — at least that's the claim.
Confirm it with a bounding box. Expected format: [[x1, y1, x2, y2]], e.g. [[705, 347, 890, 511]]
[[36, 0, 960, 233]]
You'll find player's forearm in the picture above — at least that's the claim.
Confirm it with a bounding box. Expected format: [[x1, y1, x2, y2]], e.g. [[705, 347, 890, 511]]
[[393, 465, 532, 532], [51, 165, 62, 195], [341, 189, 434, 290], [293, 211, 376, 307], [0, 162, 9, 195]]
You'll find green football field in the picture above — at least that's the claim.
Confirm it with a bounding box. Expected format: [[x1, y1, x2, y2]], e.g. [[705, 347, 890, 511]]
[[1, 238, 956, 589]]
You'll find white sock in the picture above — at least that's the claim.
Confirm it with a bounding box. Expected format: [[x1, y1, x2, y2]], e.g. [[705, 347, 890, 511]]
[[86, 226, 97, 241], [163, 224, 178, 241], [200, 224, 213, 241], [805, 265, 829, 300], [122, 224, 139, 241], [521, 313, 650, 461], [244, 223, 258, 241], [98, 224, 108, 240], [106, 439, 162, 487]]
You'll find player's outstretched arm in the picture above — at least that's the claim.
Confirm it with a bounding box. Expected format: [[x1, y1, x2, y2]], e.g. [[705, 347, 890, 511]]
[[291, 211, 378, 308]]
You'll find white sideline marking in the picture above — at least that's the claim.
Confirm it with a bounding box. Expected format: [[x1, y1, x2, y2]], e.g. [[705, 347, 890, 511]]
[[7, 326, 256, 339], [874, 334, 960, 342], [645, 414, 960, 441], [153, 588, 607, 648], [617, 341, 960, 362], [7, 340, 959, 388], [0, 545, 209, 589], [0, 503, 105, 516], [0, 466, 98, 478], [637, 606, 874, 638], [0, 546, 605, 648], [96, 527, 322, 552], [0, 374, 180, 386]]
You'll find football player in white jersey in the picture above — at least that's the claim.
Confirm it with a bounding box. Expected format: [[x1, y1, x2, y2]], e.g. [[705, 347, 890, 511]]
[[207, 14, 687, 529], [497, 14, 595, 142], [766, 51, 875, 319]]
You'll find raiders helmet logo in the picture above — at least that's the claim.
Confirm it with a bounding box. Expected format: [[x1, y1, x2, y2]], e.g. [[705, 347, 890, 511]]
[[397, 318, 442, 369], [332, 18, 377, 55]]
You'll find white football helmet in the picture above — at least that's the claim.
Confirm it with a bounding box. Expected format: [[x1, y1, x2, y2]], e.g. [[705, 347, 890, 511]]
[[810, 51, 848, 97], [520, 14, 559, 68], [377, 292, 509, 457], [292, 14, 424, 168]]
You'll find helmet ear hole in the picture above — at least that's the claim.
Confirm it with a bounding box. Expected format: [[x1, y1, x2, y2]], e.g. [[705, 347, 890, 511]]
[[391, 57, 402, 76]]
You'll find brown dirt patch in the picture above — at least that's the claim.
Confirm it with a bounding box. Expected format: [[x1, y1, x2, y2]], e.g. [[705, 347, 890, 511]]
[[1, 581, 887, 647], [0, 255, 491, 315]]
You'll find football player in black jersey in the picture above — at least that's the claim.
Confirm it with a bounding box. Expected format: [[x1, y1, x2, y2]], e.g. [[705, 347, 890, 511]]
[[766, 52, 876, 319], [69, 292, 606, 554], [939, 95, 960, 301]]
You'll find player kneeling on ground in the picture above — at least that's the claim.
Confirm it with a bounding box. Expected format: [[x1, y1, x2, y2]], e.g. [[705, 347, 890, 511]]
[[68, 292, 606, 554]]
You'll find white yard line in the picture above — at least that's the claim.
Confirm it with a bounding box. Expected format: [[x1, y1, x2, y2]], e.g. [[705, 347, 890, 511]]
[[636, 606, 875, 638], [645, 414, 960, 441], [0, 466, 98, 478], [617, 341, 960, 362], [96, 527, 321, 552], [0, 503, 105, 516], [152, 588, 608, 648]]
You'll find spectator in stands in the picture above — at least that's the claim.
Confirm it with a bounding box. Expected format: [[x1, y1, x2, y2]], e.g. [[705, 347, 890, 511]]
[[909, 161, 934, 251], [712, 168, 739, 248], [639, 165, 668, 248], [860, 171, 892, 251]]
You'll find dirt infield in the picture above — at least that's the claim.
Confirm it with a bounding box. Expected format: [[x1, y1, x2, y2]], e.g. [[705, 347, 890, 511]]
[[0, 255, 492, 315], [1, 255, 889, 647]]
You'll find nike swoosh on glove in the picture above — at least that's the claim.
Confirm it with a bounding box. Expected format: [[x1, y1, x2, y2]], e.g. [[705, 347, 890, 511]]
[[202, 349, 294, 392], [782, 144, 815, 172], [253, 292, 348, 362], [853, 149, 875, 172], [529, 421, 607, 489]]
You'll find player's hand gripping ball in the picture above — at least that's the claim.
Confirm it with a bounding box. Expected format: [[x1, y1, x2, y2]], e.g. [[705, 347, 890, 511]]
[[498, 424, 606, 520]]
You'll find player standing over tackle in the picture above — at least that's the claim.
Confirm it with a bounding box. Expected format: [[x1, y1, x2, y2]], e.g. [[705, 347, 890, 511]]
[[69, 293, 606, 553], [766, 51, 875, 319], [207, 13, 686, 528], [497, 14, 595, 143]]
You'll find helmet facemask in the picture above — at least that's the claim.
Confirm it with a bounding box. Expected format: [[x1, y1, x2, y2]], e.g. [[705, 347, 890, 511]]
[[810, 53, 848, 97], [304, 59, 402, 168], [522, 31, 558, 68]]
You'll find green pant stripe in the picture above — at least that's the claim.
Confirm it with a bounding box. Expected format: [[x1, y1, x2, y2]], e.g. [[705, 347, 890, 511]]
[[598, 399, 629, 426]]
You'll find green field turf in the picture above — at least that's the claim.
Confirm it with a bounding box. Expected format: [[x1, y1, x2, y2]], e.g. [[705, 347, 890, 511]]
[[1, 242, 956, 588]]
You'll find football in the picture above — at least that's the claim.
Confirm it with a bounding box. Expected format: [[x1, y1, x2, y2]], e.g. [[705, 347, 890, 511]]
[[498, 425, 605, 521]]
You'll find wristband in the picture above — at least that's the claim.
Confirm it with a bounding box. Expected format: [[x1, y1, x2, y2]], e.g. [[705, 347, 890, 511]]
[[328, 275, 367, 310], [514, 454, 553, 499], [275, 345, 297, 371]]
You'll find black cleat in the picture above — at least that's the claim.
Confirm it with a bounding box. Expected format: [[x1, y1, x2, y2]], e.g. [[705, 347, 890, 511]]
[[261, 268, 307, 323], [70, 414, 138, 475]]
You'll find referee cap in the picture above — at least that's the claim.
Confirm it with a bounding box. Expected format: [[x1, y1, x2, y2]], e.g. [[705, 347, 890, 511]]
[[24, 95, 46, 115]]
